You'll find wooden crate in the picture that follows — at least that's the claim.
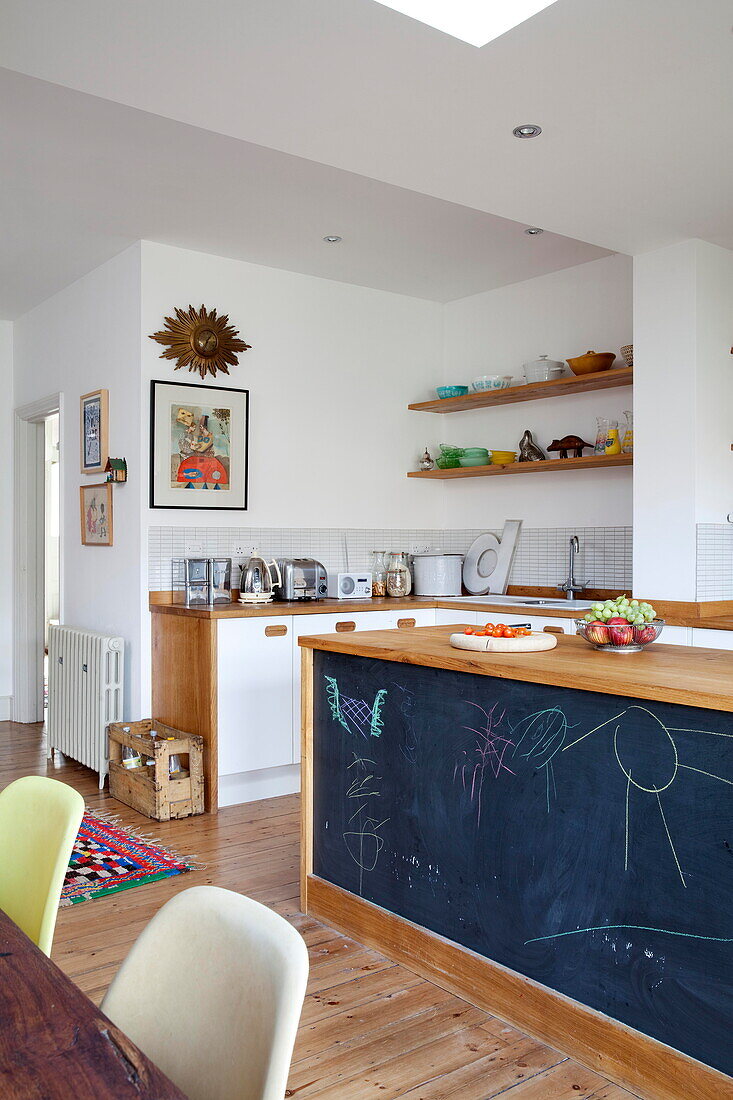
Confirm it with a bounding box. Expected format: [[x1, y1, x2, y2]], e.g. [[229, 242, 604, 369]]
[[108, 719, 205, 821]]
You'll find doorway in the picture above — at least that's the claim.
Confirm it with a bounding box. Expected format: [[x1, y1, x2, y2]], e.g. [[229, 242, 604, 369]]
[[13, 394, 62, 723], [43, 414, 60, 710]]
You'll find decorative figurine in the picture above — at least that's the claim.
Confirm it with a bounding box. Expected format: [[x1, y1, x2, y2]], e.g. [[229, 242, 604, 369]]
[[547, 435, 594, 459], [419, 446, 435, 471], [518, 430, 545, 462]]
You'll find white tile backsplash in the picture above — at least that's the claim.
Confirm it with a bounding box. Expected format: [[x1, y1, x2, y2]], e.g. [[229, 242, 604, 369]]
[[696, 524, 733, 600], [148, 525, 633, 592]]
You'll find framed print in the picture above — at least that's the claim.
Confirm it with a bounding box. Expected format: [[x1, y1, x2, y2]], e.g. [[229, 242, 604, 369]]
[[150, 379, 249, 510], [80, 483, 113, 545], [80, 389, 109, 474]]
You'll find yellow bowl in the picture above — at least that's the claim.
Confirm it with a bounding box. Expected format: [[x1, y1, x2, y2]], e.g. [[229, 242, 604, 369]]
[[490, 450, 516, 464]]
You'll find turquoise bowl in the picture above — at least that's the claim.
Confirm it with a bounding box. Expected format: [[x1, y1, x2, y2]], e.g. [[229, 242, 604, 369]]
[[459, 455, 491, 467], [436, 385, 469, 399]]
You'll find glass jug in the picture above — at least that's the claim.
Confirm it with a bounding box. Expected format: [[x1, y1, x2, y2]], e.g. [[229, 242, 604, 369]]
[[604, 420, 621, 456], [386, 552, 412, 598], [594, 417, 610, 455], [621, 410, 633, 453], [371, 551, 388, 597]]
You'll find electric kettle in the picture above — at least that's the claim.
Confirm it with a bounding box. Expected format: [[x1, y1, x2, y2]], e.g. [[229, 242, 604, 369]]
[[239, 551, 282, 603]]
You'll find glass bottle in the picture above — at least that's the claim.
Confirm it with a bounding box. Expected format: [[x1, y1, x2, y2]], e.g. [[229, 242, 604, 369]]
[[371, 551, 387, 598], [621, 410, 633, 453], [594, 417, 609, 455], [386, 552, 412, 597], [604, 420, 621, 455]]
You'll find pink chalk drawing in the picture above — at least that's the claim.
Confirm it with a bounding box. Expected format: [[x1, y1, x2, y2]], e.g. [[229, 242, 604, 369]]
[[454, 701, 514, 824]]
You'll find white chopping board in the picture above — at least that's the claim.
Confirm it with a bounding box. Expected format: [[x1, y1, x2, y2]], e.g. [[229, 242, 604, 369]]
[[450, 631, 557, 653]]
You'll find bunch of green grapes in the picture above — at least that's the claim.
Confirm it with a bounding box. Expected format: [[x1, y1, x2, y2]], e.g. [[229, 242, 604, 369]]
[[583, 596, 656, 625]]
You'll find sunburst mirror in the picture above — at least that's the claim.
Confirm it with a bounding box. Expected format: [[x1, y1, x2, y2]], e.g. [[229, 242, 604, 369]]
[[149, 304, 251, 379]]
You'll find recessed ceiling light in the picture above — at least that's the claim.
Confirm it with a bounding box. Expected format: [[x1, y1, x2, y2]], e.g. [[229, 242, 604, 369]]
[[323, 235, 342, 243], [372, 1, 559, 48], [513, 124, 542, 139], [524, 227, 543, 235]]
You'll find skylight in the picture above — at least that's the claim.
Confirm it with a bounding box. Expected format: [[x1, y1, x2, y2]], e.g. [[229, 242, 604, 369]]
[[372, 1, 559, 47]]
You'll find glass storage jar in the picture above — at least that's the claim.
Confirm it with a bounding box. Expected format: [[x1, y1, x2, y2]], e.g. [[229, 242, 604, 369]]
[[371, 550, 388, 597], [386, 552, 412, 597], [621, 410, 633, 453]]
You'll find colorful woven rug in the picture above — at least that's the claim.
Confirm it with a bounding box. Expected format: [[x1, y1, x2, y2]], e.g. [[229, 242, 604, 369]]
[[61, 811, 194, 906]]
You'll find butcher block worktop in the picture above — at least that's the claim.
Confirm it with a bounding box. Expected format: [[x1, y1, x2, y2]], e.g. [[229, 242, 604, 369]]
[[150, 592, 733, 628], [299, 624, 733, 711]]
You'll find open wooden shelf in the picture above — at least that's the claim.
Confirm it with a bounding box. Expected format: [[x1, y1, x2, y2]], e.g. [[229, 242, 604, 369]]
[[407, 453, 633, 479], [409, 366, 632, 413]]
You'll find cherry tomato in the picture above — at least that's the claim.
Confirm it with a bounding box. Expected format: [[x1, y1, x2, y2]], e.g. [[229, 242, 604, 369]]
[[502, 628, 516, 638], [484, 622, 494, 631], [464, 628, 474, 635], [495, 623, 506, 632], [491, 627, 503, 637]]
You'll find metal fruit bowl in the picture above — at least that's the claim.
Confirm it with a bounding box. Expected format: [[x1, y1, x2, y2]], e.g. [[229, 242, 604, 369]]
[[574, 618, 665, 653]]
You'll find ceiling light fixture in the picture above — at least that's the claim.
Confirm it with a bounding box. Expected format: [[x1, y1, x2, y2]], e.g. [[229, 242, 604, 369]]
[[372, 1, 559, 48], [524, 227, 543, 235], [513, 124, 542, 139], [323, 235, 342, 243]]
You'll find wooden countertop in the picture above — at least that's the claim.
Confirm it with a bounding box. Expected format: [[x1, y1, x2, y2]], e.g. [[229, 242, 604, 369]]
[[299, 624, 733, 712], [149, 595, 441, 619], [149, 592, 733, 629]]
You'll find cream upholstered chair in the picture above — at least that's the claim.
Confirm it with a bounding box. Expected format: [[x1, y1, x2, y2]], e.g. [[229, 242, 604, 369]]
[[0, 775, 84, 955], [102, 885, 309, 1100]]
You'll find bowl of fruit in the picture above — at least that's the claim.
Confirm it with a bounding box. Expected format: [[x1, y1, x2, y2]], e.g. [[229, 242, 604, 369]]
[[575, 597, 664, 652]]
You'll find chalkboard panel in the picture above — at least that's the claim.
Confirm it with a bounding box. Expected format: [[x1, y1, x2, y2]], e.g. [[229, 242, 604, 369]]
[[312, 650, 733, 1076]]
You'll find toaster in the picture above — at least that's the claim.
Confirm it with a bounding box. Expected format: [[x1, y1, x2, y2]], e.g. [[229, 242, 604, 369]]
[[273, 558, 328, 601]]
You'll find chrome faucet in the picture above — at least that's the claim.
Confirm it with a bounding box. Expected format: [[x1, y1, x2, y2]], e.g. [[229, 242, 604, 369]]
[[558, 536, 585, 599]]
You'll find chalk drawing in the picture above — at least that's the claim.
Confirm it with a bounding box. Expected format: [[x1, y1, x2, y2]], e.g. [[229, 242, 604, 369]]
[[508, 706, 573, 813], [343, 752, 389, 894], [525, 924, 733, 945], [562, 704, 733, 887], [455, 700, 512, 825], [325, 675, 387, 738]]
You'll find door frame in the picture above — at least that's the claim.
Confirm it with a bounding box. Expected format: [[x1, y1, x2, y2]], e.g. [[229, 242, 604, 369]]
[[13, 394, 62, 723]]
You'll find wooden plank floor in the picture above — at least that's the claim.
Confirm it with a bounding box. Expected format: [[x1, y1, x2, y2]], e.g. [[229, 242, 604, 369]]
[[0, 721, 641, 1100]]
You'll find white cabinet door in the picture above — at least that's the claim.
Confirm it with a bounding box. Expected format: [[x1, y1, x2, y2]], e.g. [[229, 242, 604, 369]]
[[434, 609, 480, 626], [217, 616, 293, 776], [691, 627, 733, 649]]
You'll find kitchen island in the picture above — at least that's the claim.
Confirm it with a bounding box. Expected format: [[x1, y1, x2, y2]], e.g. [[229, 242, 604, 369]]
[[299, 626, 733, 1100]]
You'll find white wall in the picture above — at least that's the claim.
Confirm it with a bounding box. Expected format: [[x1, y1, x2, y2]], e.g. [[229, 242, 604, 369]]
[[633, 239, 733, 600], [436, 254, 634, 528], [141, 242, 445, 529], [13, 245, 144, 716], [694, 242, 733, 522], [0, 323, 12, 717]]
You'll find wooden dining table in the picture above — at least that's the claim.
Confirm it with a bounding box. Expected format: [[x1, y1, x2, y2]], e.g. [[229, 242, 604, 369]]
[[0, 908, 187, 1098]]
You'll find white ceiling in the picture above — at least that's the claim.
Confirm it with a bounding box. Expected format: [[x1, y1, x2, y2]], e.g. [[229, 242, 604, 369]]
[[0, 67, 609, 318], [2, 0, 732, 316]]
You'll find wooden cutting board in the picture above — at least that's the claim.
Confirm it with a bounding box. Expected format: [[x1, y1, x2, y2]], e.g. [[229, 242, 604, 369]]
[[450, 631, 557, 653]]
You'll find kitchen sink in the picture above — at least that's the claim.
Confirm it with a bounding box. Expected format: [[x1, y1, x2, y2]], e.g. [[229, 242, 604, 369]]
[[447, 595, 592, 611]]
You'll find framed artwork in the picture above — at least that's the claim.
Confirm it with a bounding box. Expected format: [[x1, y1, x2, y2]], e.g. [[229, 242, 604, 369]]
[[80, 389, 109, 474], [149, 379, 249, 510], [80, 483, 113, 546]]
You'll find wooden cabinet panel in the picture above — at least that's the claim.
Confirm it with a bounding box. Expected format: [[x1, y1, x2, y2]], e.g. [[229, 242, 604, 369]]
[[217, 617, 293, 776]]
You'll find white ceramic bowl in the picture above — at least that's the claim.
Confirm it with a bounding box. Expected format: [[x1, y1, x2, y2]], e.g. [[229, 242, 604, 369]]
[[471, 375, 513, 393]]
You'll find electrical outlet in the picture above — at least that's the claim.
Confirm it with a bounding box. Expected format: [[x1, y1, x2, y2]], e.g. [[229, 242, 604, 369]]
[[233, 545, 245, 557], [410, 543, 431, 555], [185, 542, 203, 556]]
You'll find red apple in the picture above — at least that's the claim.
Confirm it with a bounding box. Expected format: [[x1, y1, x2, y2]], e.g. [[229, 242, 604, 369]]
[[585, 622, 609, 645], [633, 624, 657, 644], [608, 622, 633, 646]]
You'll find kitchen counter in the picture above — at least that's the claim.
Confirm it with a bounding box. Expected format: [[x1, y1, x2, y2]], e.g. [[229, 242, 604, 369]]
[[299, 623, 733, 710], [150, 592, 733, 628], [300, 624, 733, 1098]]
